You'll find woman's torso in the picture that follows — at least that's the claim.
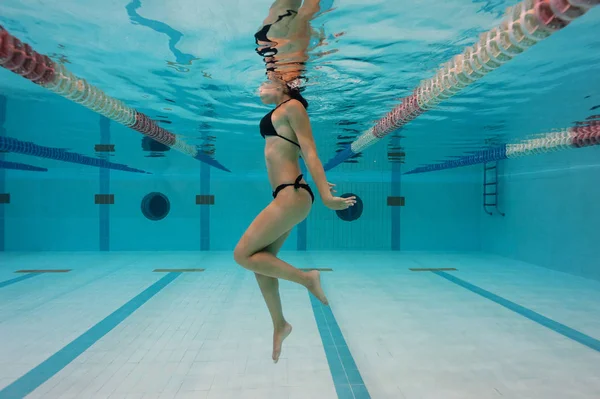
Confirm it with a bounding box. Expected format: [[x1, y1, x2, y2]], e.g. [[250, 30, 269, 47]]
[[260, 102, 303, 189]]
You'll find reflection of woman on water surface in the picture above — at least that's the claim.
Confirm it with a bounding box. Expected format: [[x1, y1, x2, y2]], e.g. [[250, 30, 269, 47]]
[[254, 0, 327, 84]]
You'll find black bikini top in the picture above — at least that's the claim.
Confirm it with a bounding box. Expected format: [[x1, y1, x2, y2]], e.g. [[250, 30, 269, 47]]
[[254, 9, 297, 57], [260, 99, 301, 148]]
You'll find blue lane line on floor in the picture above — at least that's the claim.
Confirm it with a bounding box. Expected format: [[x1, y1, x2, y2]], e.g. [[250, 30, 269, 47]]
[[0, 264, 131, 325], [0, 272, 180, 399], [309, 294, 371, 399], [0, 273, 39, 289], [434, 271, 600, 353]]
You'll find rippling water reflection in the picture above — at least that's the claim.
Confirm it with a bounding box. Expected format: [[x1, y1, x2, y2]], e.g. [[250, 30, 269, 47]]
[[0, 0, 599, 172]]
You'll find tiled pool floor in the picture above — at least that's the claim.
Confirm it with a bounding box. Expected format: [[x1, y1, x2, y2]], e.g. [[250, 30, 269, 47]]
[[0, 252, 599, 399]]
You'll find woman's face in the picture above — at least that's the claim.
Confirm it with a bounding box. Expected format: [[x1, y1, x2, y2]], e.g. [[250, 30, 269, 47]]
[[259, 81, 284, 104]]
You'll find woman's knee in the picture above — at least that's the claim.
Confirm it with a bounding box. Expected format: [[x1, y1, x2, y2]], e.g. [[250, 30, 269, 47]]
[[233, 244, 251, 267]]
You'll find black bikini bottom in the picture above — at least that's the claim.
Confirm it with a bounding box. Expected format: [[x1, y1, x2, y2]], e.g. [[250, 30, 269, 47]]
[[272, 174, 314, 203]]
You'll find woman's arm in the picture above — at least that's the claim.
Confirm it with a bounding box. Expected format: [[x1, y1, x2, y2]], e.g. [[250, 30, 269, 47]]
[[287, 102, 330, 199], [287, 101, 355, 210]]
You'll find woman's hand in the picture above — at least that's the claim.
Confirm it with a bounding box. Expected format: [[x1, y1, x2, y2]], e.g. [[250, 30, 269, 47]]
[[322, 194, 356, 210], [322, 183, 356, 210]]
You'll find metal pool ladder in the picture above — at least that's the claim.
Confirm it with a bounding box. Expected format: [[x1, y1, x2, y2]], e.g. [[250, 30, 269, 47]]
[[483, 161, 505, 216]]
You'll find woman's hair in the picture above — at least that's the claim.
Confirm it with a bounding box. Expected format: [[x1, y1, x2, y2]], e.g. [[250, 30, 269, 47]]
[[285, 85, 309, 110]]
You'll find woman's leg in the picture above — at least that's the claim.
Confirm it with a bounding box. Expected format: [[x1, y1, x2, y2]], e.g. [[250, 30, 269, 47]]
[[256, 230, 290, 328], [255, 230, 292, 362], [233, 190, 327, 304]]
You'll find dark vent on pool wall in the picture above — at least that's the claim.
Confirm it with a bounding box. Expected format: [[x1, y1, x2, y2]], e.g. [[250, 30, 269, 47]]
[[196, 195, 214, 205], [0, 194, 10, 204], [95, 144, 115, 153], [95, 194, 114, 205], [387, 196, 405, 206]]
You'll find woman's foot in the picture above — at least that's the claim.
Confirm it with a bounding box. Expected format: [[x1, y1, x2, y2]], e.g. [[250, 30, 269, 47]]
[[273, 322, 293, 363], [305, 270, 328, 305]]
